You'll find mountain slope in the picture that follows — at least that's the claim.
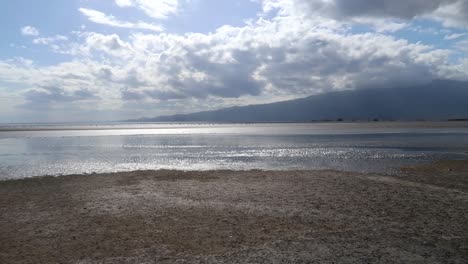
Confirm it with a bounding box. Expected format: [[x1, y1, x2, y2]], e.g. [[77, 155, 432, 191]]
[[131, 80, 468, 122]]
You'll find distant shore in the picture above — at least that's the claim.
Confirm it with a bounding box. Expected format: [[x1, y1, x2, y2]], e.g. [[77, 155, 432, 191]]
[[1, 161, 467, 263], [1, 120, 468, 132]]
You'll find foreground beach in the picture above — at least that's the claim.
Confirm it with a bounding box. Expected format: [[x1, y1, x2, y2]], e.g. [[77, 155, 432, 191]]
[[1, 161, 467, 263]]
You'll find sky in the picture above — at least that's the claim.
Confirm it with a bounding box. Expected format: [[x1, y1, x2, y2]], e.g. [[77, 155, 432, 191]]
[[0, 0, 468, 123]]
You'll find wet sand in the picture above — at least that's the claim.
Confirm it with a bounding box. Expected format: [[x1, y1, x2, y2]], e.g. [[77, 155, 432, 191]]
[[1, 161, 468, 263]]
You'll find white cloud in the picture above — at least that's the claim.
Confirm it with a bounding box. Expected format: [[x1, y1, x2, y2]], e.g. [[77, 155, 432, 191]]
[[353, 18, 408, 32], [79, 8, 163, 32], [31, 35, 70, 54], [444, 32, 467, 40], [21, 26, 40, 36], [115, 0, 133, 7], [84, 33, 133, 58], [33, 35, 68, 45], [430, 1, 468, 28], [114, 0, 181, 19]]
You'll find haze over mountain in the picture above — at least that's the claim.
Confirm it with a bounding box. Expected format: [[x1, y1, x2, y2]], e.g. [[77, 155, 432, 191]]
[[129, 80, 468, 122]]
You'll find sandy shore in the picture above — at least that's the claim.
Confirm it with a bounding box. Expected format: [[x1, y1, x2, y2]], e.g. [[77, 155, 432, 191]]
[[1, 161, 468, 263]]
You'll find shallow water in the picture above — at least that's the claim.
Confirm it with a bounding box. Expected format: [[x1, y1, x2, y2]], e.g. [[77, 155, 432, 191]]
[[1, 122, 467, 179]]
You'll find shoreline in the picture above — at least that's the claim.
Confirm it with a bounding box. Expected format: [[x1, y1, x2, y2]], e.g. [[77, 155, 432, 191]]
[[1, 161, 467, 263], [2, 158, 467, 185], [0, 168, 397, 182]]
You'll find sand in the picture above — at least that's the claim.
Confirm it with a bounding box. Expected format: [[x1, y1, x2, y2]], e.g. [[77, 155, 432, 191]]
[[1, 161, 468, 263]]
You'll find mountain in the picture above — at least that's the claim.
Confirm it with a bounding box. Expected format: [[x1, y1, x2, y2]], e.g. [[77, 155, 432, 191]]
[[129, 80, 468, 122]]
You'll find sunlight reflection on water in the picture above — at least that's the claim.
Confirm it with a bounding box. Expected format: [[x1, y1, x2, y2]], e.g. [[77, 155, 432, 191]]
[[0, 122, 467, 179]]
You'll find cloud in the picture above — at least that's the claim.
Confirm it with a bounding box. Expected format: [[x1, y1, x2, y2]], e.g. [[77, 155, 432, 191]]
[[313, 0, 453, 20], [115, 0, 133, 7], [264, 0, 468, 29], [103, 18, 458, 103], [114, 0, 181, 19], [33, 35, 68, 45], [455, 39, 468, 51], [79, 8, 163, 32], [30, 35, 70, 54], [4, 16, 464, 107], [21, 26, 40, 36], [21, 86, 99, 111], [84, 33, 132, 57], [24, 86, 97, 103], [430, 0, 468, 28], [444, 32, 467, 40]]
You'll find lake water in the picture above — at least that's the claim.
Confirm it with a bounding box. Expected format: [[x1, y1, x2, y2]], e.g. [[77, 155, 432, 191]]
[[1, 122, 468, 179]]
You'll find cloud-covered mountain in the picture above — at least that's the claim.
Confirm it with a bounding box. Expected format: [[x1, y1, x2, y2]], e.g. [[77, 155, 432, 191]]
[[130, 80, 468, 122]]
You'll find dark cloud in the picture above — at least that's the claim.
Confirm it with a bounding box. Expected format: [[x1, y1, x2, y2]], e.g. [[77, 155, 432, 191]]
[[121, 90, 147, 101], [330, 0, 454, 19], [93, 67, 113, 81], [144, 89, 187, 100], [121, 49, 265, 101], [260, 38, 434, 94], [291, 0, 468, 27], [122, 69, 149, 87], [58, 73, 90, 81], [23, 86, 98, 108], [180, 50, 263, 98]]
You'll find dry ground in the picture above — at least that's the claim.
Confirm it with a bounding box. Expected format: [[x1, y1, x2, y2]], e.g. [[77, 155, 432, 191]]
[[1, 161, 468, 263]]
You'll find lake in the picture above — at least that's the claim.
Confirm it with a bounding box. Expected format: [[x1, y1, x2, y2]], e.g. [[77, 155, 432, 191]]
[[1, 122, 467, 179]]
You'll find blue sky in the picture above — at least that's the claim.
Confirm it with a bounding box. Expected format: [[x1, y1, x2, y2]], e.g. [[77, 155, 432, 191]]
[[1, 0, 260, 64], [0, 0, 467, 122]]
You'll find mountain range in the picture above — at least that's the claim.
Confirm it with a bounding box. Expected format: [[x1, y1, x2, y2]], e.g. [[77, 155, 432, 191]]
[[128, 80, 468, 122]]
